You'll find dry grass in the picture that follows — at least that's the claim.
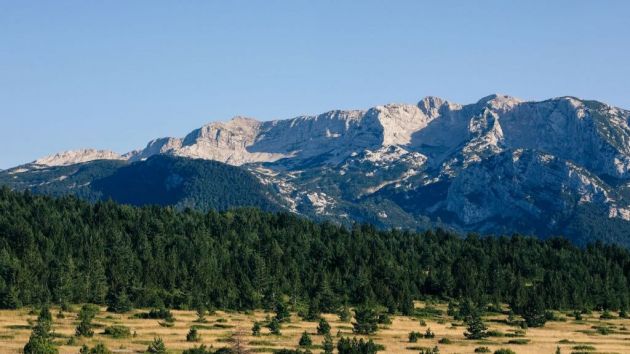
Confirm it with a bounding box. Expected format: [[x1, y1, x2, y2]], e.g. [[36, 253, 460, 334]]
[[1, 302, 630, 353]]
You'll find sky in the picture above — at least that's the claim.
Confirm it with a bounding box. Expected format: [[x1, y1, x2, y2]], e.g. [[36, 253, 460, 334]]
[[1, 1, 629, 169]]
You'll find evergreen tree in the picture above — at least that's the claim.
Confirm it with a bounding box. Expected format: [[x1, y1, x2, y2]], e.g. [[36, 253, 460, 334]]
[[299, 331, 312, 347], [252, 321, 261, 336], [24, 306, 57, 354], [275, 300, 291, 323], [268, 317, 281, 335], [317, 317, 331, 335], [322, 333, 334, 354], [520, 290, 547, 328], [352, 305, 379, 335], [186, 327, 199, 342], [146, 337, 167, 354], [464, 312, 488, 339]]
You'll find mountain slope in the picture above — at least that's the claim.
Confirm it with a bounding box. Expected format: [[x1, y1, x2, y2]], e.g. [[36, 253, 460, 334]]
[[5, 94, 630, 245], [0, 155, 282, 212]]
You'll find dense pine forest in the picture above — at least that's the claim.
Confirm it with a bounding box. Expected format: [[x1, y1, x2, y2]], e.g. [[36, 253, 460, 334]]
[[1, 186, 629, 315]]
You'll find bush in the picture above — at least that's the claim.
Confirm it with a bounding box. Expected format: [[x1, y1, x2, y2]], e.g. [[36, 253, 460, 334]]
[[474, 347, 491, 353], [438, 338, 452, 344], [183, 345, 213, 354], [424, 327, 435, 339], [494, 350, 516, 354], [507, 338, 529, 344], [572, 345, 596, 351], [337, 337, 383, 354], [408, 331, 421, 343], [103, 325, 131, 338], [134, 308, 174, 322], [377, 313, 392, 325], [79, 344, 111, 354], [600, 310, 614, 319]]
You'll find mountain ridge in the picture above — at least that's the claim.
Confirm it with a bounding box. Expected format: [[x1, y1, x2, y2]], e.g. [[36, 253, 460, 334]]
[[5, 94, 630, 245]]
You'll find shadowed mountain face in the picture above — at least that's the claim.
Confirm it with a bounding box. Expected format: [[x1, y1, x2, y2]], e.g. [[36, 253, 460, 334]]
[[3, 94, 630, 245]]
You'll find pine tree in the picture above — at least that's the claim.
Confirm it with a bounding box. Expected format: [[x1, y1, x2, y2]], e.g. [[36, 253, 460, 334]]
[[322, 333, 334, 354], [268, 317, 281, 335], [252, 321, 261, 336], [317, 317, 331, 335], [146, 337, 167, 354], [186, 327, 199, 342], [24, 306, 57, 354], [464, 312, 488, 339], [352, 305, 379, 335], [275, 300, 291, 323], [299, 331, 312, 347]]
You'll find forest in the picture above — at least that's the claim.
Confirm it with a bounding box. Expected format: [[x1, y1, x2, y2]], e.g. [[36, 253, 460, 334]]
[[1, 186, 629, 316]]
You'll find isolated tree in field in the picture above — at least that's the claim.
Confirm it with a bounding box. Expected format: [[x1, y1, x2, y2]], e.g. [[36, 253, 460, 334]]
[[146, 337, 167, 354], [464, 311, 488, 339], [24, 306, 57, 354], [186, 327, 199, 342], [317, 317, 331, 335], [194, 304, 207, 323], [252, 321, 261, 336], [352, 305, 379, 335], [268, 317, 281, 335], [299, 331, 312, 347]]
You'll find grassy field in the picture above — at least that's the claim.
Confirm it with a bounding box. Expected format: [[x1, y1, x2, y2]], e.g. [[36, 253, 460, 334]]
[[1, 302, 630, 353]]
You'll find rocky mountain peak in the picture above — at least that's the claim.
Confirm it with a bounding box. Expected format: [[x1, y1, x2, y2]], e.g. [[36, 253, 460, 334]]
[[33, 149, 123, 167]]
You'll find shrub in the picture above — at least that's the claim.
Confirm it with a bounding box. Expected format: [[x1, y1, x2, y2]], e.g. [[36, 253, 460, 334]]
[[79, 344, 111, 354], [182, 345, 213, 354], [408, 331, 421, 342], [494, 350, 516, 354], [134, 308, 174, 322], [474, 347, 491, 353], [438, 338, 452, 344], [103, 325, 131, 338], [337, 337, 383, 354], [572, 345, 596, 350], [600, 310, 614, 319], [424, 327, 435, 339], [507, 338, 529, 344]]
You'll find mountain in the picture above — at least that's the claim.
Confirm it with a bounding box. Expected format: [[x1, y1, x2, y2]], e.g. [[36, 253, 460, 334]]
[[0, 155, 282, 212], [3, 94, 630, 245]]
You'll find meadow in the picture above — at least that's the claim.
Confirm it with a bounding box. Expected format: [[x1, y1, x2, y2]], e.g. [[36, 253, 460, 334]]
[[2, 302, 630, 353]]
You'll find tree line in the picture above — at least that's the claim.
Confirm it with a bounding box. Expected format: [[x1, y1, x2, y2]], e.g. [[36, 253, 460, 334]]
[[1, 187, 629, 313]]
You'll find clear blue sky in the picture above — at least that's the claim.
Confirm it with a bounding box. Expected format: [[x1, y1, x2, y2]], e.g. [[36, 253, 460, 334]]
[[1, 1, 629, 168]]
